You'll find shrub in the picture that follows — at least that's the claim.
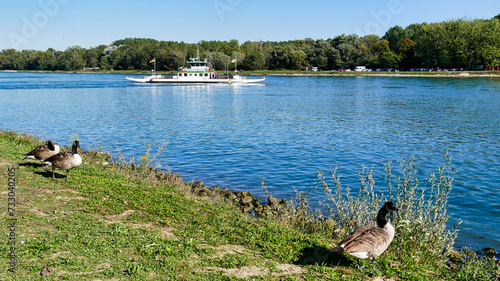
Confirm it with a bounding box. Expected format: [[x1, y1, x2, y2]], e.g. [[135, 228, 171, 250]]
[[319, 151, 460, 266]]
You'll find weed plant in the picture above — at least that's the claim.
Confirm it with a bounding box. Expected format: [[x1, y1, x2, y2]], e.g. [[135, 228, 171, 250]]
[[319, 151, 460, 267]]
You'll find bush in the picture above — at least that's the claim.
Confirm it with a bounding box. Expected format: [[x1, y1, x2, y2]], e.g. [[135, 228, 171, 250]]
[[319, 151, 460, 266]]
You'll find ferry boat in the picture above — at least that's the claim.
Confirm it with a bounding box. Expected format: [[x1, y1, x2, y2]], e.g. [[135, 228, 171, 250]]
[[126, 57, 265, 84]]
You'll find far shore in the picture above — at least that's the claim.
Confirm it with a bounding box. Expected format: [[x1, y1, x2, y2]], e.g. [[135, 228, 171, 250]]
[[3, 69, 500, 78]]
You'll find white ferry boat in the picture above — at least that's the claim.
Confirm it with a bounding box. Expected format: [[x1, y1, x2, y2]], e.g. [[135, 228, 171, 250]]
[[126, 57, 265, 84]]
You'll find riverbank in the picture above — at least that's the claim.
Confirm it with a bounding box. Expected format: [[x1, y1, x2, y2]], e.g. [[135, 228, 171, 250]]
[[4, 69, 500, 78], [239, 70, 500, 78], [1, 130, 498, 280]]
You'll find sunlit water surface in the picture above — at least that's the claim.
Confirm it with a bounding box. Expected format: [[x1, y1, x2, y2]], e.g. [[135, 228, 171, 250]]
[[1, 72, 499, 250]]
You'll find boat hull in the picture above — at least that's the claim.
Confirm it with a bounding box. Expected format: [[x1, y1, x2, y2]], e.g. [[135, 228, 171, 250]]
[[126, 76, 265, 84]]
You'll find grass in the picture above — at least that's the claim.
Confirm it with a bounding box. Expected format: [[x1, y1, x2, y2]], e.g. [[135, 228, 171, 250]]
[[1, 129, 499, 280]]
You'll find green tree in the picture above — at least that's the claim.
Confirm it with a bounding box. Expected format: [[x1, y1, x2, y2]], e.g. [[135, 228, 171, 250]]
[[205, 51, 231, 71], [305, 40, 333, 70], [357, 35, 381, 67], [336, 43, 358, 69], [479, 18, 500, 67], [99, 56, 110, 70], [398, 38, 417, 69], [286, 50, 307, 70], [228, 39, 240, 55], [243, 51, 266, 70], [383, 25, 405, 52], [240, 41, 257, 56]]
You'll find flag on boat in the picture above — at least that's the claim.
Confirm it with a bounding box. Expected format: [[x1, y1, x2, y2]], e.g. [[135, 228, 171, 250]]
[[231, 59, 237, 63], [149, 58, 156, 63]]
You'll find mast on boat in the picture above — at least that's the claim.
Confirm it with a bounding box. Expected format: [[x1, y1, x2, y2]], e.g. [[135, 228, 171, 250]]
[[150, 58, 156, 76]]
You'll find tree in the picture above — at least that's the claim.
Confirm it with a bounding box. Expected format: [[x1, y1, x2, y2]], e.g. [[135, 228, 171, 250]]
[[336, 43, 358, 69], [228, 39, 240, 55], [383, 25, 405, 52], [398, 38, 417, 69], [305, 40, 333, 70], [240, 41, 257, 56], [267, 46, 288, 70], [357, 35, 381, 67], [479, 18, 500, 67], [99, 56, 110, 70], [204, 51, 231, 71], [243, 51, 266, 70], [287, 50, 307, 70]]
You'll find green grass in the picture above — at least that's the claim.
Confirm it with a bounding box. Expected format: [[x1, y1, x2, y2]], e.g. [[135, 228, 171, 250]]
[[1, 129, 498, 280]]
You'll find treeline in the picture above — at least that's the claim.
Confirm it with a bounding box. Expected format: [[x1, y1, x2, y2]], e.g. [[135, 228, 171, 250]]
[[1, 16, 499, 72]]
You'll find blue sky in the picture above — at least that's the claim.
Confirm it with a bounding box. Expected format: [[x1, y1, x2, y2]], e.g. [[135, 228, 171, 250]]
[[1, 0, 499, 51]]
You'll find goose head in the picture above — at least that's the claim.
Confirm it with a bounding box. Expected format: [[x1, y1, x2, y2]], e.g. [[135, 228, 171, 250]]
[[383, 201, 398, 212]]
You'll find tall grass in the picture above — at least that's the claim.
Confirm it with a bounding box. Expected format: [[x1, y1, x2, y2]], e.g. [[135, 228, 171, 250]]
[[319, 152, 460, 266]]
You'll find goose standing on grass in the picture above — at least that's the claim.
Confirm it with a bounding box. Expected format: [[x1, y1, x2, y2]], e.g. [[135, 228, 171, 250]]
[[25, 140, 60, 169], [332, 201, 398, 270], [43, 140, 82, 182]]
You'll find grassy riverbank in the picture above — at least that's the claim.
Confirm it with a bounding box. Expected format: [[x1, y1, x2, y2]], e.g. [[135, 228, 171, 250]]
[[1, 130, 498, 280], [5, 69, 500, 78]]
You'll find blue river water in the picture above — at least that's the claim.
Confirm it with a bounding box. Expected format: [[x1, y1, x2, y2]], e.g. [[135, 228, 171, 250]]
[[1, 72, 499, 250]]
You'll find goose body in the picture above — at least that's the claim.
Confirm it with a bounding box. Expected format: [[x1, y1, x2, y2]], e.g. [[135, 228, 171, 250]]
[[44, 140, 82, 182], [332, 201, 398, 270], [25, 140, 60, 167]]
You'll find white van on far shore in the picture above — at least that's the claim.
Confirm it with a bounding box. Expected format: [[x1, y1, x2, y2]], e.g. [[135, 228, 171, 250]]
[[355, 66, 366, 72]]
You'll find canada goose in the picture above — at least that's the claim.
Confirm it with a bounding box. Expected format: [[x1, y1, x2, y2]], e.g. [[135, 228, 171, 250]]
[[25, 140, 60, 168], [332, 201, 398, 270], [43, 140, 82, 182]]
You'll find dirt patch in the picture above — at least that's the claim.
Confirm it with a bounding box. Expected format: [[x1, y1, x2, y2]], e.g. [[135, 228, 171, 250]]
[[31, 208, 49, 217], [106, 209, 139, 220], [50, 251, 71, 259], [0, 161, 12, 167], [200, 244, 247, 259], [129, 222, 177, 239], [103, 211, 177, 239], [195, 244, 306, 278], [200, 263, 307, 278], [36, 188, 81, 195], [55, 196, 87, 201]]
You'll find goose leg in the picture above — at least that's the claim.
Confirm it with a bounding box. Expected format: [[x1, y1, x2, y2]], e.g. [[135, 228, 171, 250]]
[[52, 168, 57, 181], [41, 161, 49, 171], [372, 259, 376, 271], [65, 171, 69, 182]]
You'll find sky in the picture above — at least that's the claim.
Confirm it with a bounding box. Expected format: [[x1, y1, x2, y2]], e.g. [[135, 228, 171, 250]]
[[1, 0, 499, 51]]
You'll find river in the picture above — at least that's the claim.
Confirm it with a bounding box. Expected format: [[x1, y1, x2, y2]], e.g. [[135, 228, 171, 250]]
[[1, 72, 499, 250]]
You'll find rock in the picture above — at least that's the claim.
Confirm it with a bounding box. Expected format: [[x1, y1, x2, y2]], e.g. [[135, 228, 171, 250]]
[[268, 197, 280, 206], [209, 186, 221, 192], [191, 181, 205, 189], [241, 206, 254, 214], [448, 250, 462, 263], [252, 198, 261, 207], [241, 196, 253, 205], [254, 204, 264, 214], [483, 247, 497, 256]]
